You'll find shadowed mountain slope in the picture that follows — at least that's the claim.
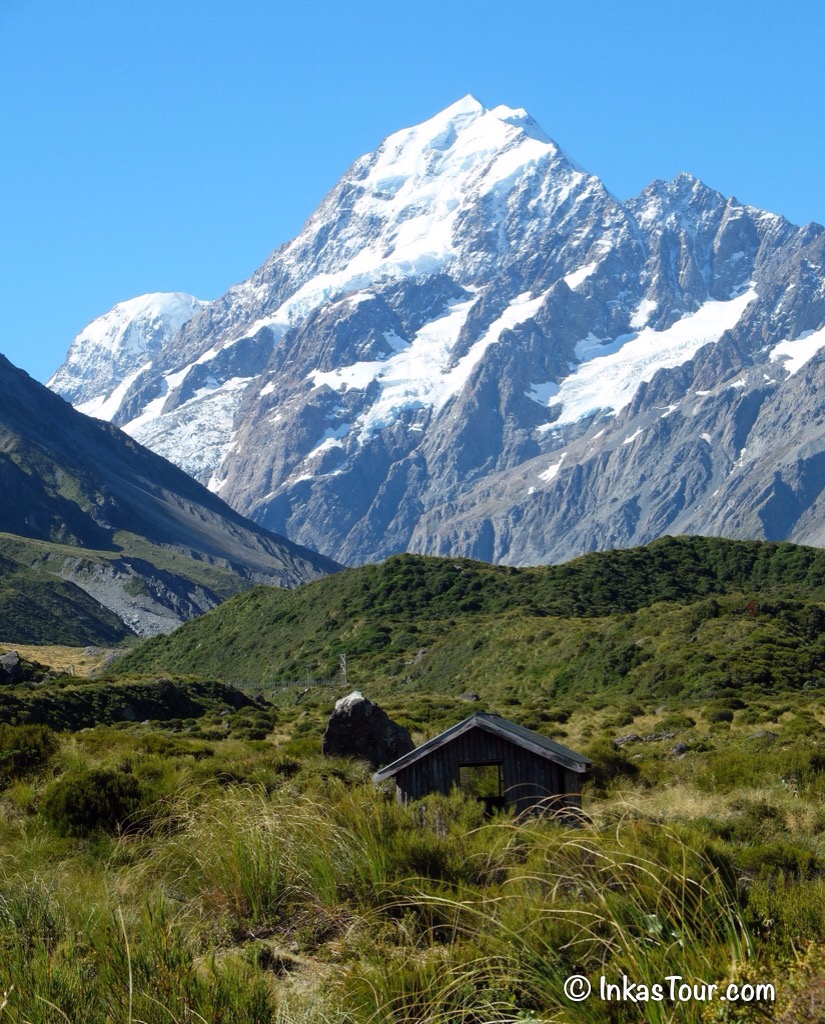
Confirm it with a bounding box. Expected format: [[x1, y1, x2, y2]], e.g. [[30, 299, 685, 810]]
[[0, 353, 338, 641]]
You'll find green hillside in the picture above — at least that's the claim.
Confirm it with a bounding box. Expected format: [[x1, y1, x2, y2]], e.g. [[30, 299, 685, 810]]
[[0, 530, 251, 647], [115, 536, 825, 700]]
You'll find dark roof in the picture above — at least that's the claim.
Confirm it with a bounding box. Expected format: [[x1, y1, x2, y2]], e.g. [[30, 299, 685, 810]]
[[373, 712, 592, 782]]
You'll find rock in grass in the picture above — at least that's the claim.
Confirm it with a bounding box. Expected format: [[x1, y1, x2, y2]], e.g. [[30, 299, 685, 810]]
[[613, 733, 641, 748], [322, 690, 414, 768], [0, 651, 23, 685]]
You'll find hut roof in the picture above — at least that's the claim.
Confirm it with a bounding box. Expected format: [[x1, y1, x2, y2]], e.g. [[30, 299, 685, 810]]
[[373, 712, 592, 782]]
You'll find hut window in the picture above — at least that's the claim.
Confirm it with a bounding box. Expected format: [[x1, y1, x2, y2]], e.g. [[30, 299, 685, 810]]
[[459, 762, 504, 804]]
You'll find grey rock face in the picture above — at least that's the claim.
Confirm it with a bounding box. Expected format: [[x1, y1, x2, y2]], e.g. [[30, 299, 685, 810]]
[[0, 651, 23, 685], [322, 691, 414, 768], [49, 98, 825, 567]]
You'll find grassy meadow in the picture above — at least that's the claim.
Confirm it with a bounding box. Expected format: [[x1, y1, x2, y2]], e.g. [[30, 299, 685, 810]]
[[0, 537, 823, 1021]]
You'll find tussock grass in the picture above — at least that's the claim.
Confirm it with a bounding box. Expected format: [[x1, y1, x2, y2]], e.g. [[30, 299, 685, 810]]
[[0, 672, 824, 1020]]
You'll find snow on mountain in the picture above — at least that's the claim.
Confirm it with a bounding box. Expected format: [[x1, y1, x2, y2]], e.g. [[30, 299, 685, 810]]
[[769, 325, 825, 377], [49, 97, 825, 566], [48, 292, 206, 413], [539, 286, 759, 426]]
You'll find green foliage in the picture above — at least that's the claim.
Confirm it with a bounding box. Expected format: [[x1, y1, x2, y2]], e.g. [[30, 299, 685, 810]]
[[114, 538, 825, 704], [42, 768, 149, 836], [0, 521, 289, 647], [659, 711, 696, 730], [0, 723, 57, 786], [585, 739, 640, 791], [1, 534, 825, 1020], [0, 701, 821, 1022], [0, 676, 260, 730], [707, 706, 735, 723], [0, 546, 132, 644]]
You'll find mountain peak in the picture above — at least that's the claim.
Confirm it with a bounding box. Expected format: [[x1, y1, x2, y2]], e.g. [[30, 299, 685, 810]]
[[364, 95, 568, 203], [376, 95, 560, 158], [61, 292, 204, 359], [48, 100, 825, 571], [437, 93, 486, 118], [47, 291, 205, 410]]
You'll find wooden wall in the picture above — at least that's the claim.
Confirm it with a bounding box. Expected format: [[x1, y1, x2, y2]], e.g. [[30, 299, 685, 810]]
[[393, 726, 583, 814]]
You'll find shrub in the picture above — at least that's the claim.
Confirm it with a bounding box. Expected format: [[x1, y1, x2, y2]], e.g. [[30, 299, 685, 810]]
[[737, 839, 819, 880], [659, 712, 696, 731], [586, 739, 640, 791], [0, 724, 58, 786], [42, 768, 149, 837], [540, 708, 571, 724]]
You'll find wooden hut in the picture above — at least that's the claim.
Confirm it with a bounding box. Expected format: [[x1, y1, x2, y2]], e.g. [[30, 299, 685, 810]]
[[373, 712, 591, 815]]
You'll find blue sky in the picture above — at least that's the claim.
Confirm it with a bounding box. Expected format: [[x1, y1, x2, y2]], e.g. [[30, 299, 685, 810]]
[[2, 0, 823, 381]]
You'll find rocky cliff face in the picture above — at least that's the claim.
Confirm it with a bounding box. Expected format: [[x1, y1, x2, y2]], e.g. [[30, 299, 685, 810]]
[[49, 96, 825, 565]]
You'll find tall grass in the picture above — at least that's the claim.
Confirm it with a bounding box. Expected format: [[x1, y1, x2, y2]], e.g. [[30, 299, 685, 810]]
[[126, 783, 784, 1022], [320, 814, 759, 1023], [1, 746, 822, 1021]]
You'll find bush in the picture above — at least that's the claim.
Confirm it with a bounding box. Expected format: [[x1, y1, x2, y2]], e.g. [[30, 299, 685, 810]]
[[659, 712, 696, 731], [540, 708, 571, 724], [0, 724, 58, 786], [42, 768, 149, 837], [586, 739, 640, 791]]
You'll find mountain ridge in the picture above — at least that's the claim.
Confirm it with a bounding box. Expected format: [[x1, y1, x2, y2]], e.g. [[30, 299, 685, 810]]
[[1, 352, 338, 640], [114, 535, 825, 696]]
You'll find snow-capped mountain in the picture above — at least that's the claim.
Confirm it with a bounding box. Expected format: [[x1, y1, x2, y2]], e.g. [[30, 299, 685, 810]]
[[49, 292, 207, 418], [49, 96, 825, 565]]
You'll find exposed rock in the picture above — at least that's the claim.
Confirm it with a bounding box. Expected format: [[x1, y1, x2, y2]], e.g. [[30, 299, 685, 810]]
[[748, 730, 778, 741], [614, 730, 676, 749], [642, 731, 675, 743], [460, 691, 480, 702], [322, 690, 414, 768], [613, 733, 641, 748], [0, 651, 23, 685], [671, 741, 689, 756]]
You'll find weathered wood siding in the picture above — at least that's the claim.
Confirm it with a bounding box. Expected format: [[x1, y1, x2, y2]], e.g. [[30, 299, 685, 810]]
[[393, 725, 582, 814]]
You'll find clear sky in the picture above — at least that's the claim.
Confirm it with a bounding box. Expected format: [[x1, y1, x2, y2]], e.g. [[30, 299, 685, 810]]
[[2, 0, 823, 382]]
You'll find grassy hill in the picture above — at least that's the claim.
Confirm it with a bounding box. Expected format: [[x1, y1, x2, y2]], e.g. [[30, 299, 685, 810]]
[[115, 536, 825, 701]]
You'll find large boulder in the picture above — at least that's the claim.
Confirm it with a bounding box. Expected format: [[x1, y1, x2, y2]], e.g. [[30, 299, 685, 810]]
[[322, 691, 414, 768], [0, 651, 23, 685]]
